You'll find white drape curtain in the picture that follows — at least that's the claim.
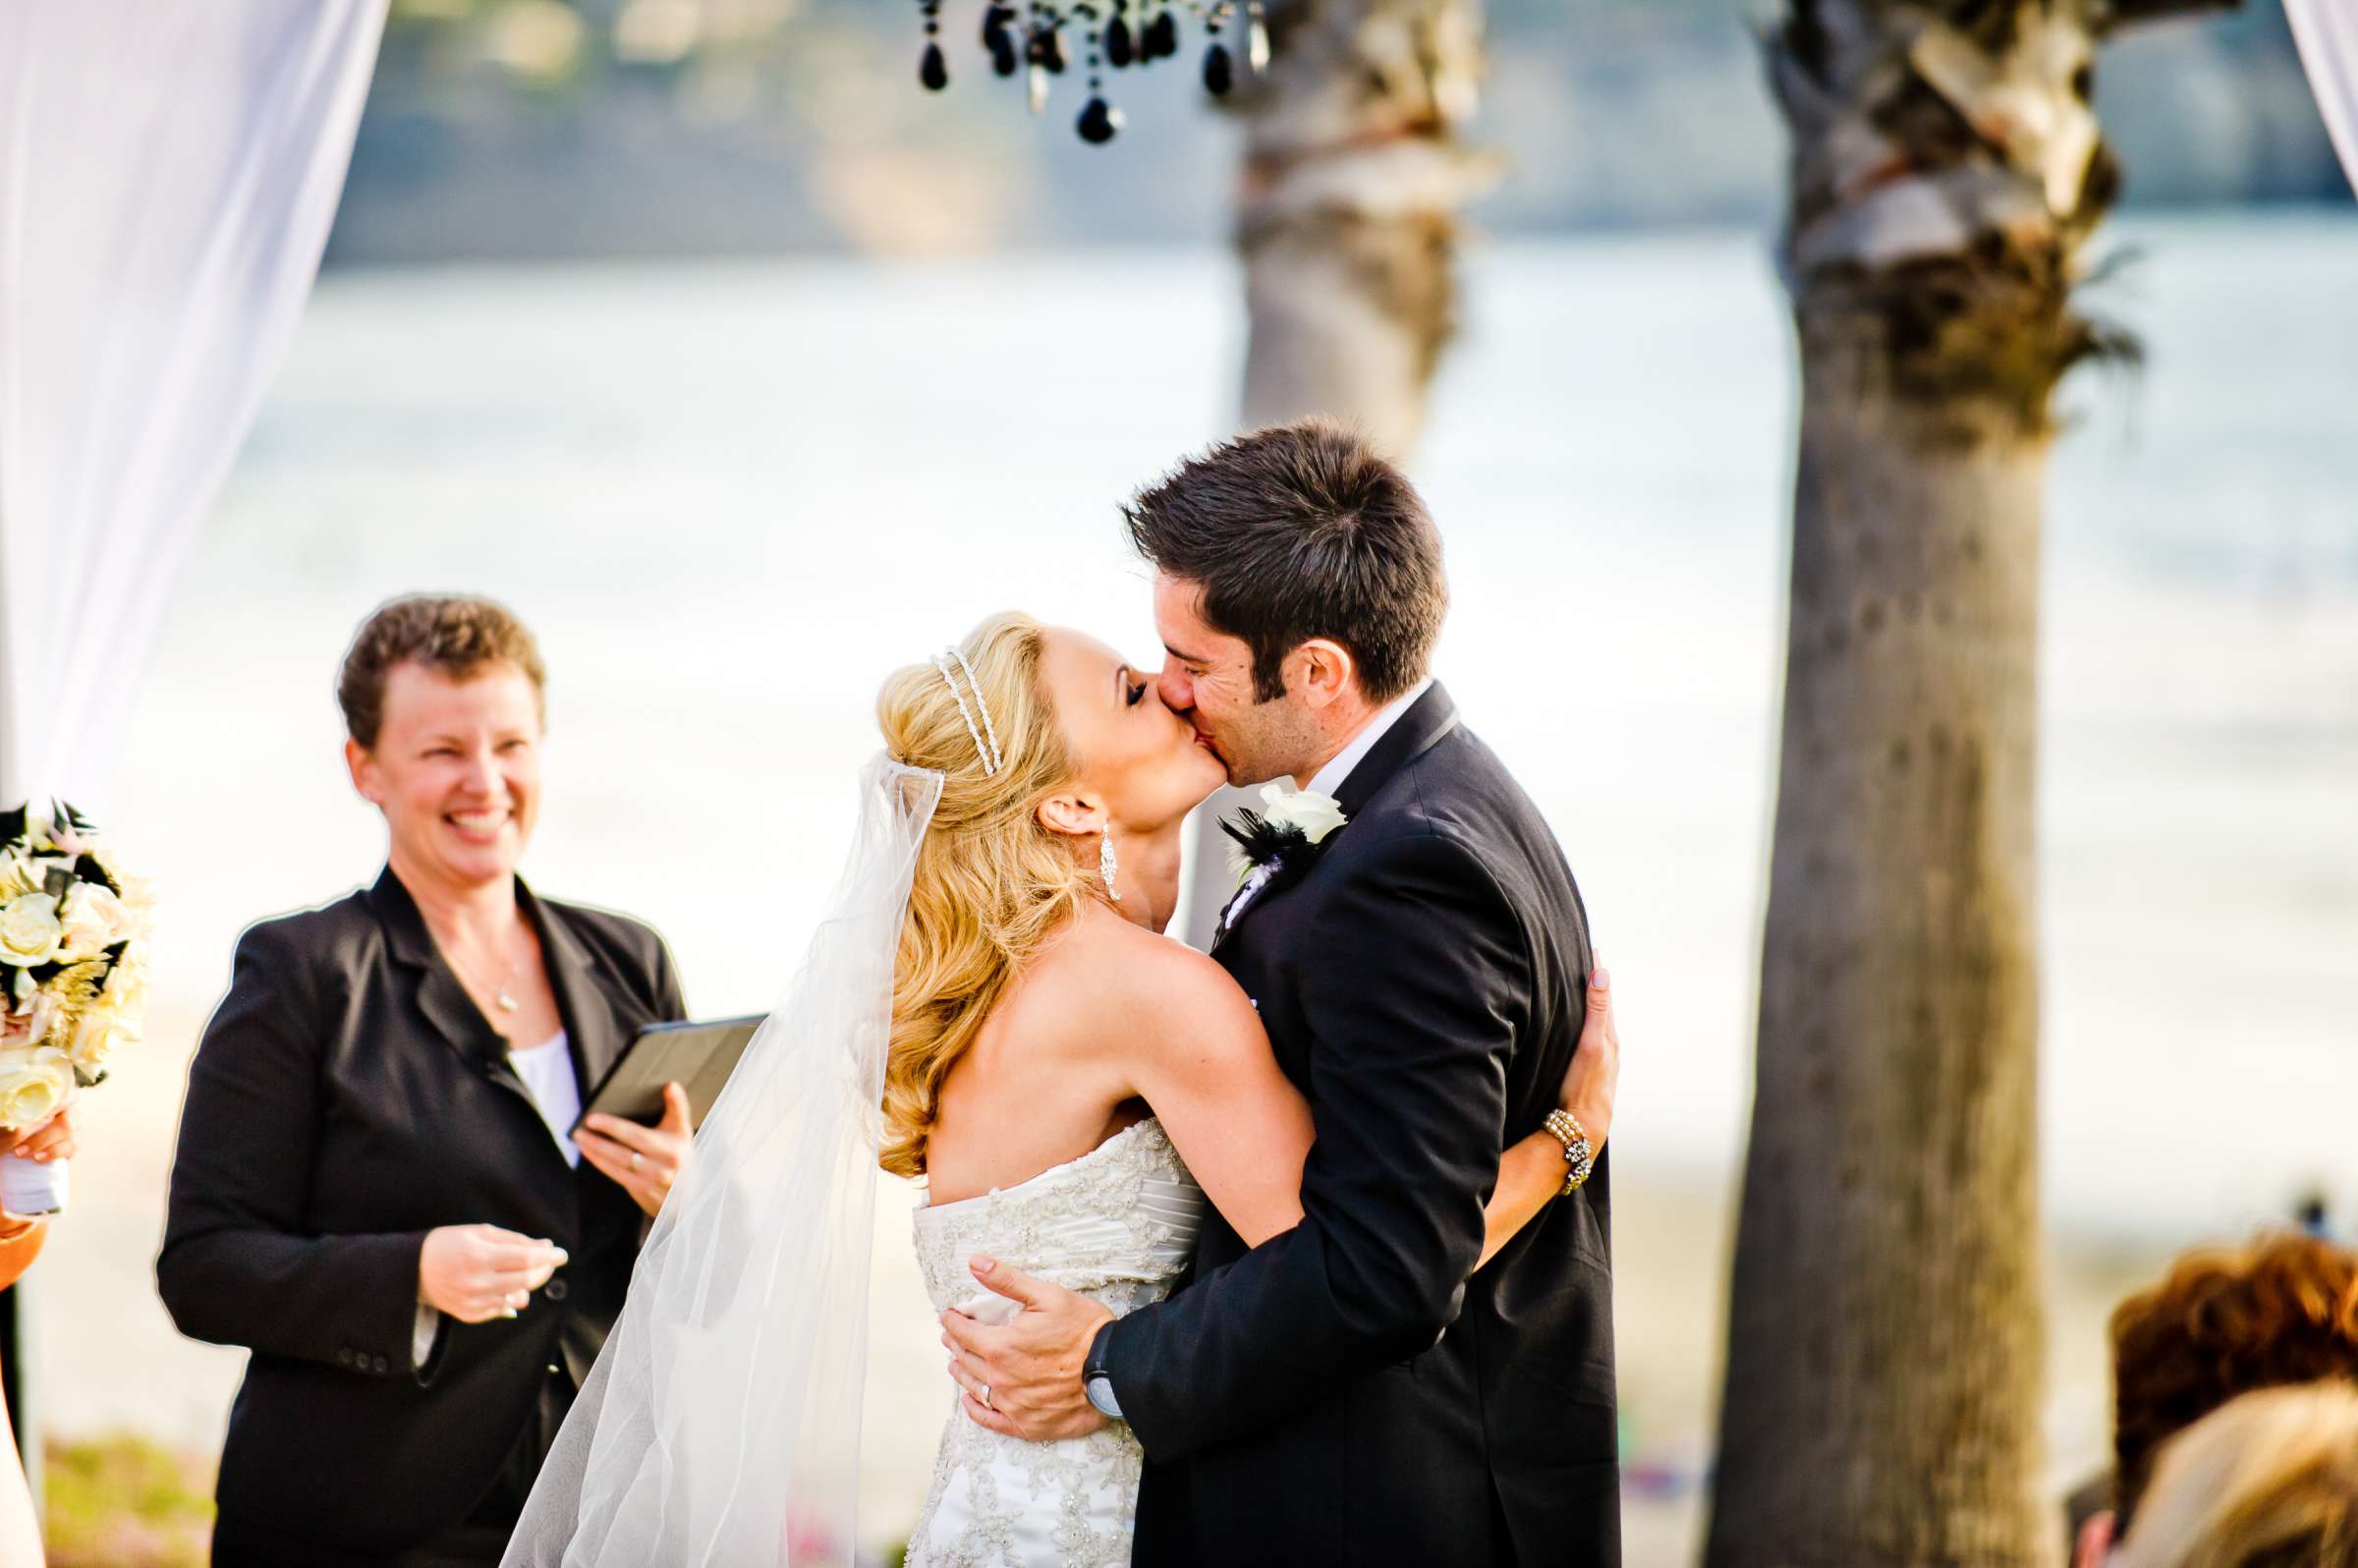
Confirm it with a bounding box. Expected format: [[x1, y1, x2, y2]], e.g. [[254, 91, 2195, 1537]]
[[2287, 0, 2358, 196], [0, 0, 387, 810]]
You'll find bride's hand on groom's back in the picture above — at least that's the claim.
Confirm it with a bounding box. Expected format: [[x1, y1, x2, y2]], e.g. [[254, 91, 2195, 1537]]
[[1559, 965, 1619, 1149]]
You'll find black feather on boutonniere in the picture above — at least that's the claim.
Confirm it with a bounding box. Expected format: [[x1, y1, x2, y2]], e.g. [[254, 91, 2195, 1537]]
[[1215, 783, 1348, 937]]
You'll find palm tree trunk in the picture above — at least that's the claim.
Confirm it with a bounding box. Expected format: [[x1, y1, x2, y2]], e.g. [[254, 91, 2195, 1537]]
[[1712, 380, 2053, 1564], [1704, 1, 2222, 1559], [1177, 0, 1494, 948]]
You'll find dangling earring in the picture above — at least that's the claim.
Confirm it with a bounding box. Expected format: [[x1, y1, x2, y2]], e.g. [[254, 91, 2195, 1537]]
[[1099, 832, 1122, 902]]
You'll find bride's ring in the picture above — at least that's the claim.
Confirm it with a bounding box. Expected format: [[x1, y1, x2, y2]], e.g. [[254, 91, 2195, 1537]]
[[980, 1384, 993, 1411]]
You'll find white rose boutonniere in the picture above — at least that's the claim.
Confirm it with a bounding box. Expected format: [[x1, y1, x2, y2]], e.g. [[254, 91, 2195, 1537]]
[[1217, 782, 1350, 933], [1256, 781, 1347, 845]]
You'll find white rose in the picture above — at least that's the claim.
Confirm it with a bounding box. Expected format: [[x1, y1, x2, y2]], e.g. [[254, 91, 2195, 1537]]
[[0, 894, 64, 968], [67, 1007, 137, 1070], [0, 1049, 73, 1131], [1257, 783, 1349, 845], [57, 883, 132, 962]]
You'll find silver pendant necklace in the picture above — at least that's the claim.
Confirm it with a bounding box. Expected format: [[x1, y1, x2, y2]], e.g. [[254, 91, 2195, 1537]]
[[446, 928, 526, 1015], [487, 937, 526, 1013]]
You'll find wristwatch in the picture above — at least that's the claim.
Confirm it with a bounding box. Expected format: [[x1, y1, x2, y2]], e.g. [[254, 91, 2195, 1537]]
[[1544, 1109, 1595, 1196], [1084, 1323, 1124, 1422]]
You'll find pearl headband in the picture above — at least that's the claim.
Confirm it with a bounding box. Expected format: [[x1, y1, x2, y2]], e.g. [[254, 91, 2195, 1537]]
[[930, 647, 1004, 776]]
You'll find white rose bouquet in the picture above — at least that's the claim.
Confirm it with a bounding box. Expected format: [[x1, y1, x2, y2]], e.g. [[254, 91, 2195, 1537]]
[[0, 801, 152, 1212]]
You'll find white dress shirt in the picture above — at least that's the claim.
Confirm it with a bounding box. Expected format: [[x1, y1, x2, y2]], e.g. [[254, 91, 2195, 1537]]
[[509, 1031, 583, 1168], [1306, 676, 1432, 801]]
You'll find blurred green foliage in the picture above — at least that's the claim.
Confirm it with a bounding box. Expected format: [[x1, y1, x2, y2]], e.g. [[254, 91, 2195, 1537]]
[[43, 1435, 213, 1568]]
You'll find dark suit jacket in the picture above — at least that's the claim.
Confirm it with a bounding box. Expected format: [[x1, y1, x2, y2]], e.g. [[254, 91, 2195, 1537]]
[[1106, 684, 1619, 1566], [156, 868, 685, 1558]]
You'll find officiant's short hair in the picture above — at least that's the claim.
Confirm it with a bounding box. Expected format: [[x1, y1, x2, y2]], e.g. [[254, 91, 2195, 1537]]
[[1125, 420, 1446, 704], [338, 593, 548, 748]]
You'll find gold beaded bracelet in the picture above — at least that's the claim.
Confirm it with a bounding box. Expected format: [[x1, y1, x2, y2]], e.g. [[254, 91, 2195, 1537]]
[[1544, 1109, 1595, 1196]]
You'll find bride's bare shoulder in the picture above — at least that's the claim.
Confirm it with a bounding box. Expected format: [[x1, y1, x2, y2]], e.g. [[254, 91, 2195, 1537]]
[[1026, 904, 1255, 1042]]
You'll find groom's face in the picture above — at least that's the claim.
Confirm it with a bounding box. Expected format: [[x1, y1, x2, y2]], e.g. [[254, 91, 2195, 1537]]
[[1151, 573, 1319, 787]]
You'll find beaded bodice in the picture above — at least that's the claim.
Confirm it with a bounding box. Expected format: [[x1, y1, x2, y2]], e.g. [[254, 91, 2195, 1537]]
[[904, 1117, 1205, 1568], [912, 1116, 1204, 1320]]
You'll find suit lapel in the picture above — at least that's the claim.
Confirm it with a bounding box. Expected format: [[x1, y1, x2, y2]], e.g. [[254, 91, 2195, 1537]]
[[1332, 682, 1460, 821], [523, 880, 625, 1101], [370, 868, 510, 1081]]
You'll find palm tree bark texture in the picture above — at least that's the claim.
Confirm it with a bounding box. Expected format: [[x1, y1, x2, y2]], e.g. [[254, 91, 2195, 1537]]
[[1708, 3, 2231, 1565]]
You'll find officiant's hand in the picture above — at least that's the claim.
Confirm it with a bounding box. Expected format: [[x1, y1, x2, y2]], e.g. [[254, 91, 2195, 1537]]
[[941, 1256, 1114, 1442], [575, 1083, 693, 1218]]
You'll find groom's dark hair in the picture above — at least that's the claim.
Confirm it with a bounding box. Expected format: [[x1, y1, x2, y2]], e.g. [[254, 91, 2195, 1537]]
[[1124, 420, 1446, 704]]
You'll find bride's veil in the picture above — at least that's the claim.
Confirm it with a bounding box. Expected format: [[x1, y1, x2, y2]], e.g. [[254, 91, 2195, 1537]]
[[505, 756, 943, 1568]]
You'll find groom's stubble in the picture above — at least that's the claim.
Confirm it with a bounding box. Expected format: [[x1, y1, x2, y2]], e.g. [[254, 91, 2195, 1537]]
[[1151, 572, 1344, 790]]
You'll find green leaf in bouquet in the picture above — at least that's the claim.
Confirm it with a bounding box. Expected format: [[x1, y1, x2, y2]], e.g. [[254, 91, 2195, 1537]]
[[72, 1066, 107, 1091], [42, 867, 74, 903], [55, 800, 96, 834], [73, 854, 119, 896], [0, 806, 25, 849]]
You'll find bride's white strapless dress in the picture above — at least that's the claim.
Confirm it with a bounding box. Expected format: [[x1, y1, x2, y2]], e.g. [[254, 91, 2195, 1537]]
[[905, 1117, 1206, 1568]]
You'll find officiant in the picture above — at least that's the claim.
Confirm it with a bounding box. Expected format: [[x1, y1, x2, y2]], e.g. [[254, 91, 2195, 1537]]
[[158, 594, 693, 1568]]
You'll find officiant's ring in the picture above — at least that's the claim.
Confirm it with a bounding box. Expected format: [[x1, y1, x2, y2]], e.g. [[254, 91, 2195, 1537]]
[[980, 1385, 993, 1410], [629, 1151, 642, 1171]]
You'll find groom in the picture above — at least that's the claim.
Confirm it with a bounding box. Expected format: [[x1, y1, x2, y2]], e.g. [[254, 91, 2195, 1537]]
[[944, 421, 1618, 1563]]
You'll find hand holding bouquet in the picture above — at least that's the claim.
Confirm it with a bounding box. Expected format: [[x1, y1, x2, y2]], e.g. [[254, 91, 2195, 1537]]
[[0, 802, 151, 1212]]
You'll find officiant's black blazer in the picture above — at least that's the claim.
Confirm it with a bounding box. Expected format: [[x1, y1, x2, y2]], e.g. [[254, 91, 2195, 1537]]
[[156, 868, 685, 1560], [1105, 684, 1619, 1565]]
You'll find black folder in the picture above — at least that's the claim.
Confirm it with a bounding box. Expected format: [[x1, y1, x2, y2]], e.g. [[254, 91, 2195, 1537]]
[[573, 1014, 764, 1132]]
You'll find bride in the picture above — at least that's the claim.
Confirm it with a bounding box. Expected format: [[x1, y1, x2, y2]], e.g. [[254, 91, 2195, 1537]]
[[505, 612, 1617, 1567]]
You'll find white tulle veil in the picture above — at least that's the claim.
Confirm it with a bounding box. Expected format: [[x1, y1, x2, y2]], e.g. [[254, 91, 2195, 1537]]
[[504, 756, 943, 1568]]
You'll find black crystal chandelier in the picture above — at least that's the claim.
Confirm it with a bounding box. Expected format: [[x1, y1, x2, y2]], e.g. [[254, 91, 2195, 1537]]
[[914, 1, 1270, 144]]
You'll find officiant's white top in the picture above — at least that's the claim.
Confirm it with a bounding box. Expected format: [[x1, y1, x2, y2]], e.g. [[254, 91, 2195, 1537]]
[[906, 1116, 1206, 1568]]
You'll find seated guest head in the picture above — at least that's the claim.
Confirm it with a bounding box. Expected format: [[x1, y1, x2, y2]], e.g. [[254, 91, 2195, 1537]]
[[2112, 1233, 2358, 1524], [339, 592, 548, 897], [2110, 1381, 2358, 1568], [2082, 1231, 2358, 1562]]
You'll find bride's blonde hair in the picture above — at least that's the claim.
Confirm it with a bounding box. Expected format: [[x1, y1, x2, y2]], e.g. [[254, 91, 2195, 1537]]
[[876, 612, 1090, 1178]]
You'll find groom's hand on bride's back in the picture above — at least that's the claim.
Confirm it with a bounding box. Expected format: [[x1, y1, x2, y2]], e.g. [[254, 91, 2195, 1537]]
[[940, 1255, 1114, 1442]]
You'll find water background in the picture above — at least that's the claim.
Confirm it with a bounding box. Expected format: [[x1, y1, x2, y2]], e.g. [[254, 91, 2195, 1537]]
[[42, 213, 2358, 1553]]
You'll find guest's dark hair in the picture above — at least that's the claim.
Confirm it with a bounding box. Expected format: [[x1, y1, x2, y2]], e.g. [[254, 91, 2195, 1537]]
[[338, 593, 547, 748], [1123, 420, 1446, 704], [2110, 1231, 2358, 1531]]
